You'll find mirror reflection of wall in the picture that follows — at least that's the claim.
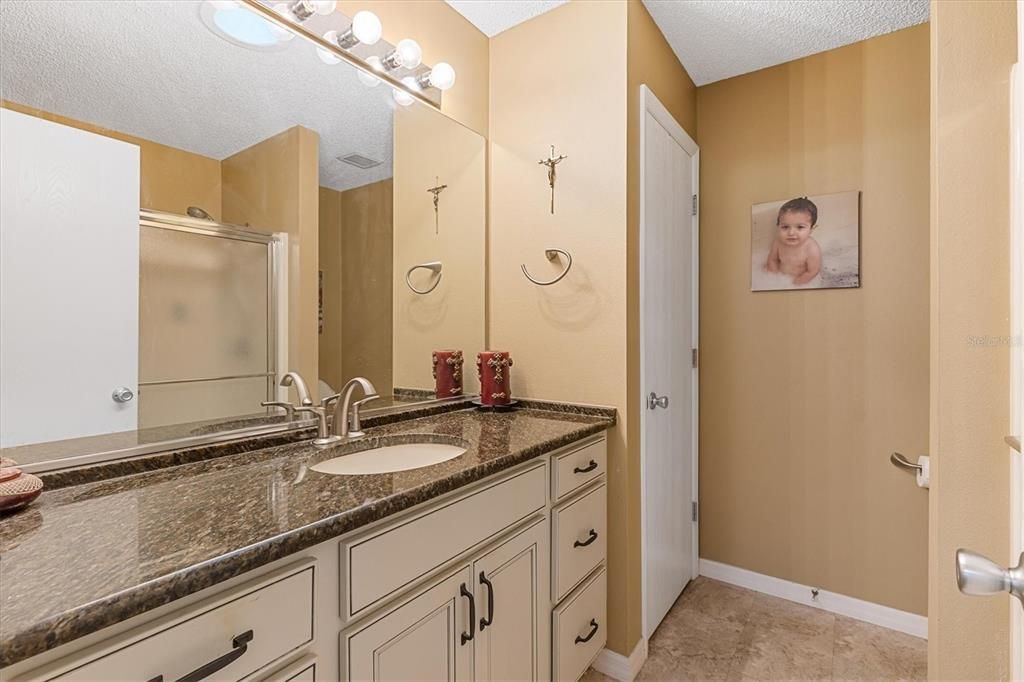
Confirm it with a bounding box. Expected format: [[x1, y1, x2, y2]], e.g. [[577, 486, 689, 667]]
[[0, 0, 485, 468]]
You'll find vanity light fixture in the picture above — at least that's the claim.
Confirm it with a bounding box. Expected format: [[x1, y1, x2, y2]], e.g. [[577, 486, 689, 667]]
[[281, 0, 336, 22], [357, 55, 384, 87], [382, 38, 422, 71], [333, 11, 382, 48], [392, 77, 418, 106], [415, 62, 456, 91], [317, 11, 382, 65]]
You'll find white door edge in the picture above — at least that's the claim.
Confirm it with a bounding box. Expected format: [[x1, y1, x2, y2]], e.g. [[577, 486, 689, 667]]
[[1009, 4, 1023, 674], [638, 84, 700, 639]]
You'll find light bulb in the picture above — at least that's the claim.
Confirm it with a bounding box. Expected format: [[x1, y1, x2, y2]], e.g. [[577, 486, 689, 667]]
[[283, 0, 334, 22], [318, 31, 342, 64], [350, 11, 382, 46], [310, 0, 336, 15], [427, 62, 456, 90], [393, 76, 418, 106], [358, 56, 383, 87], [393, 38, 422, 69]]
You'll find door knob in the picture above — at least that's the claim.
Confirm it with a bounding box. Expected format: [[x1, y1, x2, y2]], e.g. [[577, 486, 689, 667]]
[[955, 549, 1024, 605], [111, 386, 135, 403], [647, 392, 669, 410]]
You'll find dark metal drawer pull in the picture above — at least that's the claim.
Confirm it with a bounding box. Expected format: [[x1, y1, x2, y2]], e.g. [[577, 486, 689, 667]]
[[460, 582, 476, 645], [575, 619, 600, 644], [479, 571, 495, 630], [573, 460, 598, 474], [174, 630, 253, 682], [574, 529, 599, 548]]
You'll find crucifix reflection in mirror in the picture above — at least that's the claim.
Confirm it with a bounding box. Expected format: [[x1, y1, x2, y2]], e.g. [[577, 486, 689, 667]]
[[427, 176, 448, 234], [538, 145, 567, 214]]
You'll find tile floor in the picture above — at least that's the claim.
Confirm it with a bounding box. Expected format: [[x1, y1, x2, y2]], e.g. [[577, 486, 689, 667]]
[[581, 577, 927, 681]]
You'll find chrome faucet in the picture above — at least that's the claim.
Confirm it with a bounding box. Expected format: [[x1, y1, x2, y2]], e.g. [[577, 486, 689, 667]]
[[280, 371, 314, 406], [334, 377, 379, 439], [261, 373, 378, 448], [262, 372, 342, 447]]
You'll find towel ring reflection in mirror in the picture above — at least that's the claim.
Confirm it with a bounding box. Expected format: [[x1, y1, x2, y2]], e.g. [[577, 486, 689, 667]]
[[521, 248, 572, 286], [406, 261, 443, 294]]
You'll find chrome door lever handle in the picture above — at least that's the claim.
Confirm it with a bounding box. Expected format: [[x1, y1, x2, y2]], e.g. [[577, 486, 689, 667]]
[[647, 392, 669, 410], [956, 549, 1024, 606]]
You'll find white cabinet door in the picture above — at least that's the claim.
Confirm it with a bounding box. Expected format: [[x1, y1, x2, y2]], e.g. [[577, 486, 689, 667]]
[[473, 519, 549, 682], [0, 108, 140, 447], [344, 566, 474, 682]]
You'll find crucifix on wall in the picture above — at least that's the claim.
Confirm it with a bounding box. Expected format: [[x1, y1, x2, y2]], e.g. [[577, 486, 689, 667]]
[[426, 176, 448, 234], [538, 145, 568, 214]]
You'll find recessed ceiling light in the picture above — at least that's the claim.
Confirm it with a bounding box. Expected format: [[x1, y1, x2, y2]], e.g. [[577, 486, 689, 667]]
[[199, 1, 291, 52]]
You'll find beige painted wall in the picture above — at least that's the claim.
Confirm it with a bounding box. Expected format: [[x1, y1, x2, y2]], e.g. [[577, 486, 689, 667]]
[[696, 25, 931, 615], [928, 1, 1016, 677], [337, 0, 488, 137], [489, 0, 637, 653], [624, 1, 698, 654], [0, 100, 222, 219], [319, 186, 345, 394], [393, 104, 485, 393], [222, 126, 321, 400], [318, 180, 395, 395]]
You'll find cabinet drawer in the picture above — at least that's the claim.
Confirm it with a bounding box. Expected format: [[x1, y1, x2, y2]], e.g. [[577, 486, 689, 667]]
[[255, 655, 316, 682], [344, 462, 547, 618], [553, 568, 606, 682], [47, 565, 314, 682], [552, 484, 606, 601], [551, 437, 606, 502]]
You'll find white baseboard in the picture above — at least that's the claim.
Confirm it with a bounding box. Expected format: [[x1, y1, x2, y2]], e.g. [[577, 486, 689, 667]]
[[591, 637, 648, 681], [699, 558, 928, 639]]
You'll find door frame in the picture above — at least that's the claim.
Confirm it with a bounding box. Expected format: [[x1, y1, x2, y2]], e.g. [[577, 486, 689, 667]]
[[1010, 7, 1023, 674], [638, 84, 700, 638]]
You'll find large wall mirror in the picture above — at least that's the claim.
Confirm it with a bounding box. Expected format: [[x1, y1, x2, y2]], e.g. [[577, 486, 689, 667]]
[[0, 0, 486, 470]]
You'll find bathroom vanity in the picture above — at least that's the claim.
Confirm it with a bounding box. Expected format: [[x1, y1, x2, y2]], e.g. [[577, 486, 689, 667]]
[[0, 404, 613, 681]]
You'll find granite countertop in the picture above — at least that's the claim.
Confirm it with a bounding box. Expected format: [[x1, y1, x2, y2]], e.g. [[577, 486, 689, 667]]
[[0, 403, 614, 668]]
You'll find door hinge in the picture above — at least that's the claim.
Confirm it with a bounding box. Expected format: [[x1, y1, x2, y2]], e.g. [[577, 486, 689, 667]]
[[691, 348, 698, 368], [692, 501, 698, 522], [692, 194, 698, 216]]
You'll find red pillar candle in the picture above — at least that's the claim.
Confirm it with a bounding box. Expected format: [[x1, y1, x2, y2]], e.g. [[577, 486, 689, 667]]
[[476, 351, 514, 406], [432, 350, 464, 398]]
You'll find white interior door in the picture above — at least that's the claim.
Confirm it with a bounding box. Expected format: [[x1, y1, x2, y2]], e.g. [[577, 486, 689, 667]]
[[641, 85, 699, 637], [0, 109, 140, 446]]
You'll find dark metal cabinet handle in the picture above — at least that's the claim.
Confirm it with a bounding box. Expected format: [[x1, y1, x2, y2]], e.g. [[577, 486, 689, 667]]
[[460, 583, 476, 645], [479, 571, 495, 630], [575, 619, 600, 645], [574, 529, 599, 548], [573, 460, 598, 474], [174, 630, 253, 682]]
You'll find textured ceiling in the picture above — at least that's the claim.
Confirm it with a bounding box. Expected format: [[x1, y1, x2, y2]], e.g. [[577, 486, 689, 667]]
[[642, 0, 930, 86], [445, 0, 568, 37], [0, 0, 400, 192]]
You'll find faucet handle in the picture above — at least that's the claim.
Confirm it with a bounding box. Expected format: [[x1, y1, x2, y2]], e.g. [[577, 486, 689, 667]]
[[320, 392, 342, 408], [348, 394, 380, 438], [262, 400, 296, 417]]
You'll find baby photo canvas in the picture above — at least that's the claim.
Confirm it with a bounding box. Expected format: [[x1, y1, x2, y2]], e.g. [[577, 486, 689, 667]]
[[750, 190, 861, 291]]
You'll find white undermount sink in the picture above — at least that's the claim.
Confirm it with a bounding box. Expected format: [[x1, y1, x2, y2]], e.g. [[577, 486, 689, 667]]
[[310, 442, 467, 476]]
